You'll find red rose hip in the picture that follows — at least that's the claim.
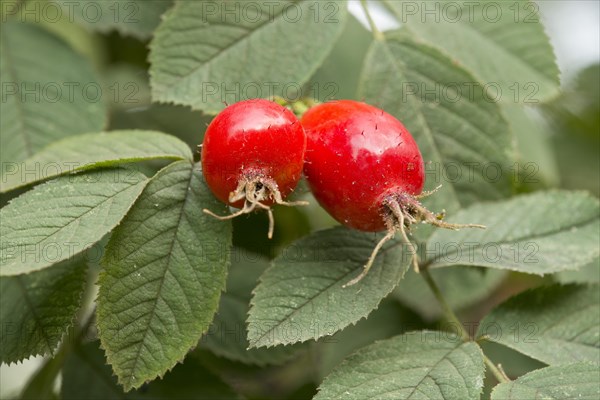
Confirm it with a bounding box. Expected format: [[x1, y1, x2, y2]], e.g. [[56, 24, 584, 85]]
[[201, 99, 307, 238], [302, 100, 484, 286], [303, 100, 425, 231]]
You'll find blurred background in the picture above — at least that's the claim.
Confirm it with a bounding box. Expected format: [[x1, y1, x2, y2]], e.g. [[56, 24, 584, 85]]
[[1, 1, 599, 398]]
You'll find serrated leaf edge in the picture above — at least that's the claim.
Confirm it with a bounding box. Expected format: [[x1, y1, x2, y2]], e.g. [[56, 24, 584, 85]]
[[246, 229, 410, 348]]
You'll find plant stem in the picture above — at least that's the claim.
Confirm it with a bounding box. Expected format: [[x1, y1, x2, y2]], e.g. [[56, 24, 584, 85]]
[[20, 344, 68, 400], [360, 0, 385, 41], [483, 355, 510, 384], [422, 269, 512, 384], [421, 268, 470, 341]]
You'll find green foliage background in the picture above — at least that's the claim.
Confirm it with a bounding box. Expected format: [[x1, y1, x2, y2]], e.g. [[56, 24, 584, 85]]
[[0, 1, 598, 399]]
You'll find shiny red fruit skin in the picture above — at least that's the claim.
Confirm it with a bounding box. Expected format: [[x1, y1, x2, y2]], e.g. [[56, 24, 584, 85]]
[[201, 99, 306, 208], [302, 100, 425, 232]]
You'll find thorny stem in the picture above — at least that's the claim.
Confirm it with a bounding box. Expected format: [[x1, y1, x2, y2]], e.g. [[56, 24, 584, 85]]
[[360, 0, 385, 41]]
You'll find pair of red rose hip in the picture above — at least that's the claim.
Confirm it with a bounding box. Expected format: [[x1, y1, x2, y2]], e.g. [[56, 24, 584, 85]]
[[201, 99, 483, 286]]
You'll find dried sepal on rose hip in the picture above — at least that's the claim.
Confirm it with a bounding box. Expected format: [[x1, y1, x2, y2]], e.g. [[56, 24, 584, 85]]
[[201, 99, 308, 238], [301, 100, 484, 286]]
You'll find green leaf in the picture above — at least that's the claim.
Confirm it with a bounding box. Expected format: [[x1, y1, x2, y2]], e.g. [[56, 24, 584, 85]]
[[62, 341, 124, 400], [503, 103, 559, 189], [54, 0, 173, 39], [1, 130, 192, 193], [316, 300, 425, 380], [247, 227, 411, 348], [149, 0, 348, 113], [491, 362, 600, 400], [555, 257, 600, 284], [0, 21, 106, 164], [201, 249, 303, 366], [0, 169, 148, 276], [136, 357, 240, 400], [97, 161, 232, 391], [309, 14, 373, 100], [62, 341, 240, 400], [109, 105, 211, 149], [384, 0, 560, 102], [477, 284, 599, 365], [542, 64, 600, 197], [9, 0, 106, 68], [393, 267, 507, 320], [20, 352, 64, 400], [103, 64, 152, 111], [358, 33, 513, 219], [425, 191, 600, 274], [0, 258, 86, 364], [314, 331, 485, 400]]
